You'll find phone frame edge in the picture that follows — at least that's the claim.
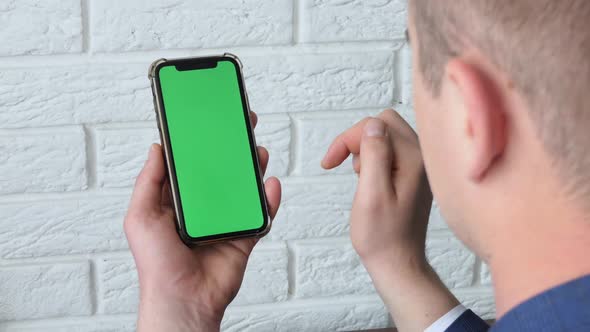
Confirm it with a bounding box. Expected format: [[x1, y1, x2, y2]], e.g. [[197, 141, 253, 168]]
[[148, 54, 272, 247]]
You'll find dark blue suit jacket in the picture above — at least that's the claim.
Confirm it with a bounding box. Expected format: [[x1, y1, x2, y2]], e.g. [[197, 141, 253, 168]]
[[446, 275, 590, 331]]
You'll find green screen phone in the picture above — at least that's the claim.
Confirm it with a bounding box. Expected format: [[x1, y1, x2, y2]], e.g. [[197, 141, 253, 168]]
[[148, 54, 269, 246]]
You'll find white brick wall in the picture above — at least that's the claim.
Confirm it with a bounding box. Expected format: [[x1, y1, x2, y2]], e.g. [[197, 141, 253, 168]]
[[0, 0, 82, 56], [0, 128, 87, 194], [90, 0, 293, 52], [0, 262, 92, 321], [0, 0, 495, 330], [0, 64, 153, 128], [304, 0, 407, 42]]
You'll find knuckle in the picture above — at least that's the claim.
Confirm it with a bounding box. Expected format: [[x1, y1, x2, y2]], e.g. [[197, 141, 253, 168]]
[[380, 108, 396, 119], [364, 136, 392, 158], [123, 208, 156, 235], [134, 169, 149, 187], [124, 210, 162, 236], [379, 108, 418, 136], [354, 194, 390, 217], [123, 213, 140, 235], [358, 116, 374, 130], [379, 109, 402, 124]]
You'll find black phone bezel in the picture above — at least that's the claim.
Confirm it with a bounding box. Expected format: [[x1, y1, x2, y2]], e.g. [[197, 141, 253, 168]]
[[152, 55, 270, 246]]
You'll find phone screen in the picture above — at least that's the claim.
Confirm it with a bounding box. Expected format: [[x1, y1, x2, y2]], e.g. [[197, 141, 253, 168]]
[[156, 58, 266, 240]]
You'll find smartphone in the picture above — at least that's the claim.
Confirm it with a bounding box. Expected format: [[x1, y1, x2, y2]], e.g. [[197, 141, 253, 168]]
[[148, 54, 270, 246]]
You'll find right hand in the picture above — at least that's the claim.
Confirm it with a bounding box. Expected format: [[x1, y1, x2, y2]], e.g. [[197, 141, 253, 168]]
[[321, 109, 432, 272], [322, 109, 460, 332]]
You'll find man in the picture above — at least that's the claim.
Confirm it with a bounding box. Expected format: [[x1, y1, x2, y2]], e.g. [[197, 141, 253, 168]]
[[123, 0, 590, 331]]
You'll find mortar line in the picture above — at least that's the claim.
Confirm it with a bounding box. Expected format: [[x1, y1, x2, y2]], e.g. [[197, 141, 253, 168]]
[[0, 188, 131, 204], [0, 313, 137, 329], [89, 259, 100, 315], [0, 240, 289, 267], [83, 125, 98, 190], [80, 0, 91, 53], [0, 252, 132, 268], [293, 0, 305, 44], [0, 172, 359, 205], [0, 125, 85, 135], [0, 108, 388, 133], [286, 240, 297, 298], [286, 113, 299, 176]]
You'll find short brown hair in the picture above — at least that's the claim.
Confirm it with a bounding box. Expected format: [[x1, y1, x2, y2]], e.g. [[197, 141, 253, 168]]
[[411, 0, 590, 201]]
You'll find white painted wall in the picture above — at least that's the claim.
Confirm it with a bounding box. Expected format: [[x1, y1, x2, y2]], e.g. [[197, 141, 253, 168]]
[[0, 0, 494, 330]]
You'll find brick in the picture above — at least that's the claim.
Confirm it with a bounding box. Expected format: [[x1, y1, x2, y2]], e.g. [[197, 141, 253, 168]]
[[455, 288, 496, 320], [0, 129, 86, 194], [0, 64, 152, 129], [231, 244, 289, 306], [242, 52, 395, 114], [0, 262, 91, 321], [96, 127, 159, 188], [293, 240, 375, 298], [305, 0, 407, 42], [222, 301, 389, 332], [254, 118, 291, 178], [97, 258, 138, 315], [480, 263, 492, 286], [0, 0, 82, 56], [266, 178, 356, 241], [90, 0, 292, 52], [0, 197, 129, 259], [426, 235, 476, 289]]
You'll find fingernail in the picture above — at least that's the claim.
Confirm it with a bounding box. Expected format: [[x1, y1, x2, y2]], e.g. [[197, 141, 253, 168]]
[[147, 144, 157, 161], [364, 118, 386, 137]]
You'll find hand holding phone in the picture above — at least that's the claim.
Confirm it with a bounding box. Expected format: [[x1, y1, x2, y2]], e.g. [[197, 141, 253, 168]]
[[149, 54, 270, 245], [122, 54, 282, 331], [124, 136, 281, 331]]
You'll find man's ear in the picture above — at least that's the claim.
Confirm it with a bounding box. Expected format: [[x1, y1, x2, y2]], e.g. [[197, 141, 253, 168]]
[[445, 59, 507, 181]]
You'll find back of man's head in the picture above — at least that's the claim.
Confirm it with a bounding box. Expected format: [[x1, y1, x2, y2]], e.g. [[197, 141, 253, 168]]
[[411, 0, 590, 206]]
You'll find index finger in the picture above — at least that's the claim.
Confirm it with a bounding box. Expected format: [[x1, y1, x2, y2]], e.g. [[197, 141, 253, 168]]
[[321, 117, 371, 169]]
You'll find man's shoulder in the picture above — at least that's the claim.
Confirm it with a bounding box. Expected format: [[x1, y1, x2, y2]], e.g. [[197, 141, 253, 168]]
[[491, 275, 590, 331]]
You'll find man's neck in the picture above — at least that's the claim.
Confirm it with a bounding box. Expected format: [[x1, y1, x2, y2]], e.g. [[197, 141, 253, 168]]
[[489, 212, 590, 318]]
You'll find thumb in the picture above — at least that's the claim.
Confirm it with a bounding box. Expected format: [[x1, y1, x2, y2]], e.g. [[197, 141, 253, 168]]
[[357, 118, 395, 198], [128, 144, 166, 216]]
